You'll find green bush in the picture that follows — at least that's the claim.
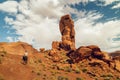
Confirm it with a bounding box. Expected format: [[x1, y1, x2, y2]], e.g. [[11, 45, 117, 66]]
[[57, 76, 68, 80], [0, 75, 4, 80], [37, 72, 41, 76], [116, 77, 120, 80], [38, 59, 42, 63], [0, 57, 2, 64], [0, 51, 7, 57], [75, 68, 80, 74], [76, 77, 83, 80], [64, 66, 72, 72], [82, 68, 87, 73]]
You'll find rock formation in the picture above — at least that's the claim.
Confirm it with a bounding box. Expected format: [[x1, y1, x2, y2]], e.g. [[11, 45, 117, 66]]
[[59, 14, 75, 51], [52, 14, 76, 51], [109, 51, 120, 57], [51, 14, 120, 72], [67, 45, 110, 63], [49, 49, 61, 62], [52, 41, 60, 50]]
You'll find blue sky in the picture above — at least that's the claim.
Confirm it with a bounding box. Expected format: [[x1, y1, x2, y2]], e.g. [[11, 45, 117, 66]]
[[0, 0, 120, 52]]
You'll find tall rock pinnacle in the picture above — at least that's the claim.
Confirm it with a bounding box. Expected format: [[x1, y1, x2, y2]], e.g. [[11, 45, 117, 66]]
[[52, 14, 76, 51], [59, 14, 76, 50]]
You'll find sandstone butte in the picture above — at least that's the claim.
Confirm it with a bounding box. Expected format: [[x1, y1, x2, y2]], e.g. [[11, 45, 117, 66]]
[[0, 14, 120, 80]]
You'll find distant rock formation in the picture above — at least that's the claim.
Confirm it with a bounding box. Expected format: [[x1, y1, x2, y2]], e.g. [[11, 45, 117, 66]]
[[109, 51, 120, 57], [52, 14, 76, 51]]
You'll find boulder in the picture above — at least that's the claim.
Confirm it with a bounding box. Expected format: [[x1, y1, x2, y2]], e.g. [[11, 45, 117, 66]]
[[75, 47, 92, 60], [52, 56, 61, 62], [87, 45, 101, 52], [52, 41, 60, 49], [49, 49, 57, 56], [101, 51, 110, 60], [49, 49, 61, 62], [39, 48, 45, 52]]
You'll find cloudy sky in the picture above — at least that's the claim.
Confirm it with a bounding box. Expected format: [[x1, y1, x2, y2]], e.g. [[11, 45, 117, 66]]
[[0, 0, 120, 52]]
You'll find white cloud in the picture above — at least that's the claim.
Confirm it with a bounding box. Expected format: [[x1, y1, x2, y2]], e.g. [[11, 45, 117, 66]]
[[4, 0, 62, 49], [0, 1, 18, 14], [60, 0, 88, 5], [1, 0, 120, 52], [112, 3, 120, 9], [75, 13, 120, 52], [6, 36, 14, 42], [103, 0, 117, 5]]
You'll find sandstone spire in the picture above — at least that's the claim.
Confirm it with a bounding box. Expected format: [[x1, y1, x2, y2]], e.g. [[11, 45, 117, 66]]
[[59, 14, 76, 50]]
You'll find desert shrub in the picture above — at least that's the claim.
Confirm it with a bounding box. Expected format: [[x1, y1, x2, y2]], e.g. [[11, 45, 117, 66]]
[[0, 75, 4, 80], [64, 66, 72, 72], [37, 72, 41, 76], [116, 77, 120, 80], [82, 68, 87, 73], [57, 76, 68, 80], [103, 77, 111, 80], [94, 78, 98, 80], [0, 57, 2, 64], [0, 51, 7, 57], [101, 74, 113, 80], [38, 59, 42, 63], [75, 68, 80, 74], [76, 77, 84, 80], [107, 74, 113, 77]]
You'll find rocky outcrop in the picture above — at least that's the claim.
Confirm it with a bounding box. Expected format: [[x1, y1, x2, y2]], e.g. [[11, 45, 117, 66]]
[[49, 49, 61, 62], [67, 45, 110, 63]]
